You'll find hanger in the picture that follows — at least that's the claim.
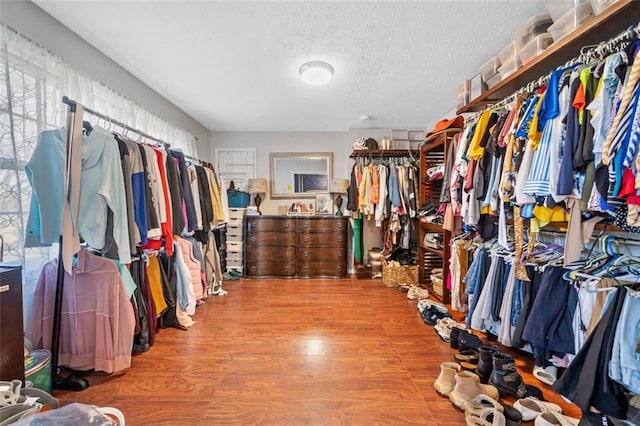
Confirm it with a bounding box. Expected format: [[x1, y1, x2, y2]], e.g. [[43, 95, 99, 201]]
[[82, 120, 93, 135]]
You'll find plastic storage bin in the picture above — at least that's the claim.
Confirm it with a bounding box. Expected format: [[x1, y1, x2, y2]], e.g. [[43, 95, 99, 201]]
[[548, 2, 594, 42], [519, 33, 554, 64], [227, 191, 250, 208], [515, 13, 553, 49], [499, 57, 520, 80], [480, 56, 501, 82], [485, 74, 502, 89], [589, 0, 617, 15], [546, 1, 581, 22], [498, 41, 521, 70], [455, 80, 470, 109]]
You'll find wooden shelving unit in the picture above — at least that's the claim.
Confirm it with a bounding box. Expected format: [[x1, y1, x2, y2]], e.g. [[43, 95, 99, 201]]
[[458, 0, 640, 113], [418, 129, 461, 304]]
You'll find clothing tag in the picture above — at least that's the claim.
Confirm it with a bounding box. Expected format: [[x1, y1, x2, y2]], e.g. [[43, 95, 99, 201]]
[[24, 397, 39, 406]]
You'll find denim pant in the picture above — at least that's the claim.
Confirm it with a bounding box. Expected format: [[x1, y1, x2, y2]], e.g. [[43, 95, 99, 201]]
[[609, 288, 640, 394], [511, 278, 523, 328]]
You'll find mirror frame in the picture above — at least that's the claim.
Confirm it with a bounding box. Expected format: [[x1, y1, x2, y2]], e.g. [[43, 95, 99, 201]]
[[269, 152, 334, 199]]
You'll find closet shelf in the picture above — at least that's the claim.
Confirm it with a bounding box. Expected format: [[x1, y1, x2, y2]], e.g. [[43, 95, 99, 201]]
[[457, 0, 640, 113], [349, 149, 419, 159], [420, 222, 444, 232], [419, 244, 444, 258]]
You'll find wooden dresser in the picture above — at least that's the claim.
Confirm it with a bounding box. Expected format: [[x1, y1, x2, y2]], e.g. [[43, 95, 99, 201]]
[[245, 216, 348, 278]]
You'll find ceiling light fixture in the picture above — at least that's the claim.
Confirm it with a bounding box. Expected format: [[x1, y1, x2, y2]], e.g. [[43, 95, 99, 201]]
[[299, 60, 334, 86]]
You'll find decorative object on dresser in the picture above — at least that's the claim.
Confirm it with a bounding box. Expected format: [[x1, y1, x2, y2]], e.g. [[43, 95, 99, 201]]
[[247, 178, 268, 215], [245, 216, 348, 278], [330, 178, 349, 216], [315, 192, 332, 215]]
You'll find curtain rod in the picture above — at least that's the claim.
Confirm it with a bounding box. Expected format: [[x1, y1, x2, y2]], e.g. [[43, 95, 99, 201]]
[[62, 95, 170, 147], [466, 21, 640, 124]]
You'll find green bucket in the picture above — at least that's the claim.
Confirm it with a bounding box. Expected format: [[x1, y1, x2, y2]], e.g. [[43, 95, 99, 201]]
[[24, 349, 52, 394]]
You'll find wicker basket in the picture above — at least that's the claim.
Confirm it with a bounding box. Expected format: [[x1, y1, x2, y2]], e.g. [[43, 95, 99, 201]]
[[431, 274, 444, 297], [381, 258, 419, 288]]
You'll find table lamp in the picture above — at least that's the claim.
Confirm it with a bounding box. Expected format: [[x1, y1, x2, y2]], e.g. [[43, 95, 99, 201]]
[[248, 178, 268, 215], [330, 178, 349, 216]]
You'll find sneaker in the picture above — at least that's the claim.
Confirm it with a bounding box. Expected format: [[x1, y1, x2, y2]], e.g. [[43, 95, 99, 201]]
[[421, 305, 452, 326], [228, 269, 243, 277], [417, 299, 448, 313], [222, 272, 238, 281], [407, 286, 430, 300]]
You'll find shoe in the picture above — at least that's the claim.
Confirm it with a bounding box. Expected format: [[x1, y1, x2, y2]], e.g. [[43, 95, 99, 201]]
[[465, 394, 522, 425], [533, 365, 558, 386], [449, 371, 500, 410], [454, 350, 479, 371], [434, 362, 461, 397], [228, 269, 243, 277], [458, 330, 484, 352], [476, 346, 500, 384], [465, 407, 507, 426], [417, 299, 447, 313], [222, 272, 238, 281], [534, 412, 579, 426], [421, 305, 451, 326], [490, 353, 544, 400], [513, 397, 562, 422], [435, 318, 466, 343], [406, 286, 430, 300], [451, 327, 465, 350]]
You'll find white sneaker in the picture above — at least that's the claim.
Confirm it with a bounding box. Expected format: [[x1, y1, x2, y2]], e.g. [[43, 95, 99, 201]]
[[534, 412, 579, 426], [417, 299, 447, 313], [407, 286, 430, 300], [514, 397, 562, 422]]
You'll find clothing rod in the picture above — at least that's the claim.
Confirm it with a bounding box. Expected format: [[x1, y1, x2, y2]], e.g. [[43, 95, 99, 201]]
[[62, 96, 169, 148], [466, 21, 640, 123]]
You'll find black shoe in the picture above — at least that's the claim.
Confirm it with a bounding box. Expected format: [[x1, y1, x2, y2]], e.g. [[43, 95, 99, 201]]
[[490, 353, 544, 399], [457, 330, 483, 352], [476, 346, 499, 384]]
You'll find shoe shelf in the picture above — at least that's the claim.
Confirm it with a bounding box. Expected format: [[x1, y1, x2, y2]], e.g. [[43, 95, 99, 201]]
[[458, 0, 640, 113], [418, 129, 460, 305], [421, 221, 444, 232], [420, 244, 445, 258]]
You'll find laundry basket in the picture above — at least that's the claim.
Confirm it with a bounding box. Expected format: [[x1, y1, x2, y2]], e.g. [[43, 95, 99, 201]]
[[381, 258, 418, 289]]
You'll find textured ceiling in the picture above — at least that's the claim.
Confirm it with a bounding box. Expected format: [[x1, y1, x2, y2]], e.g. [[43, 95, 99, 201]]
[[34, 0, 548, 132]]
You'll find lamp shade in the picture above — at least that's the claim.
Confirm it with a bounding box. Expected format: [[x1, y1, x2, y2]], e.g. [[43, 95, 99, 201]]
[[248, 178, 268, 194], [330, 178, 349, 194]]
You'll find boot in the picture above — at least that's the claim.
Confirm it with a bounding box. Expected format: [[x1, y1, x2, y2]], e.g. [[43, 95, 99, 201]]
[[449, 371, 499, 410], [434, 362, 461, 397], [490, 353, 544, 400], [476, 346, 499, 384]]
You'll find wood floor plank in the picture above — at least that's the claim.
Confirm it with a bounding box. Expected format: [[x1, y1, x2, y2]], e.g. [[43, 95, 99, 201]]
[[53, 277, 581, 424]]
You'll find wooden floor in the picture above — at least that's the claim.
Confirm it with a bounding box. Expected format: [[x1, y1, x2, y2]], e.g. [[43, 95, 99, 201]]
[[55, 278, 580, 425]]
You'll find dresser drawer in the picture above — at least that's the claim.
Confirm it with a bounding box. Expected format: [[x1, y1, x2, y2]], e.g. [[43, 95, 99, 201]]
[[246, 261, 296, 277], [246, 218, 295, 232], [296, 261, 347, 278], [297, 218, 348, 232], [298, 230, 347, 247], [246, 245, 295, 262], [246, 231, 296, 246], [296, 246, 346, 262]]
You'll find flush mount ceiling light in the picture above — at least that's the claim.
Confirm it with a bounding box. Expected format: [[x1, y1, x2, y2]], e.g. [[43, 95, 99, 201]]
[[299, 60, 334, 86]]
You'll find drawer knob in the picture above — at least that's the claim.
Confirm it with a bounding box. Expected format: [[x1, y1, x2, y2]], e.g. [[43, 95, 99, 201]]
[[249, 222, 255, 229], [304, 222, 310, 229], [303, 250, 309, 258], [302, 266, 309, 272], [337, 222, 344, 229], [337, 266, 343, 272], [250, 265, 256, 272], [250, 236, 256, 242], [284, 222, 290, 229], [337, 236, 343, 243], [284, 266, 290, 273], [337, 251, 344, 258], [303, 236, 310, 243]]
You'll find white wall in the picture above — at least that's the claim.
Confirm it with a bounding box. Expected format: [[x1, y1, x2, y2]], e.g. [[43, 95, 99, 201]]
[[0, 0, 210, 143]]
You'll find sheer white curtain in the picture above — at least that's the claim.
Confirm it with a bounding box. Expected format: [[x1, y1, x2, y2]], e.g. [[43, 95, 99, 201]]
[[0, 24, 198, 302]]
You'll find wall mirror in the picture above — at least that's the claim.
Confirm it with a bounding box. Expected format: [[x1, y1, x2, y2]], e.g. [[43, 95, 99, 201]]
[[269, 152, 333, 199]]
